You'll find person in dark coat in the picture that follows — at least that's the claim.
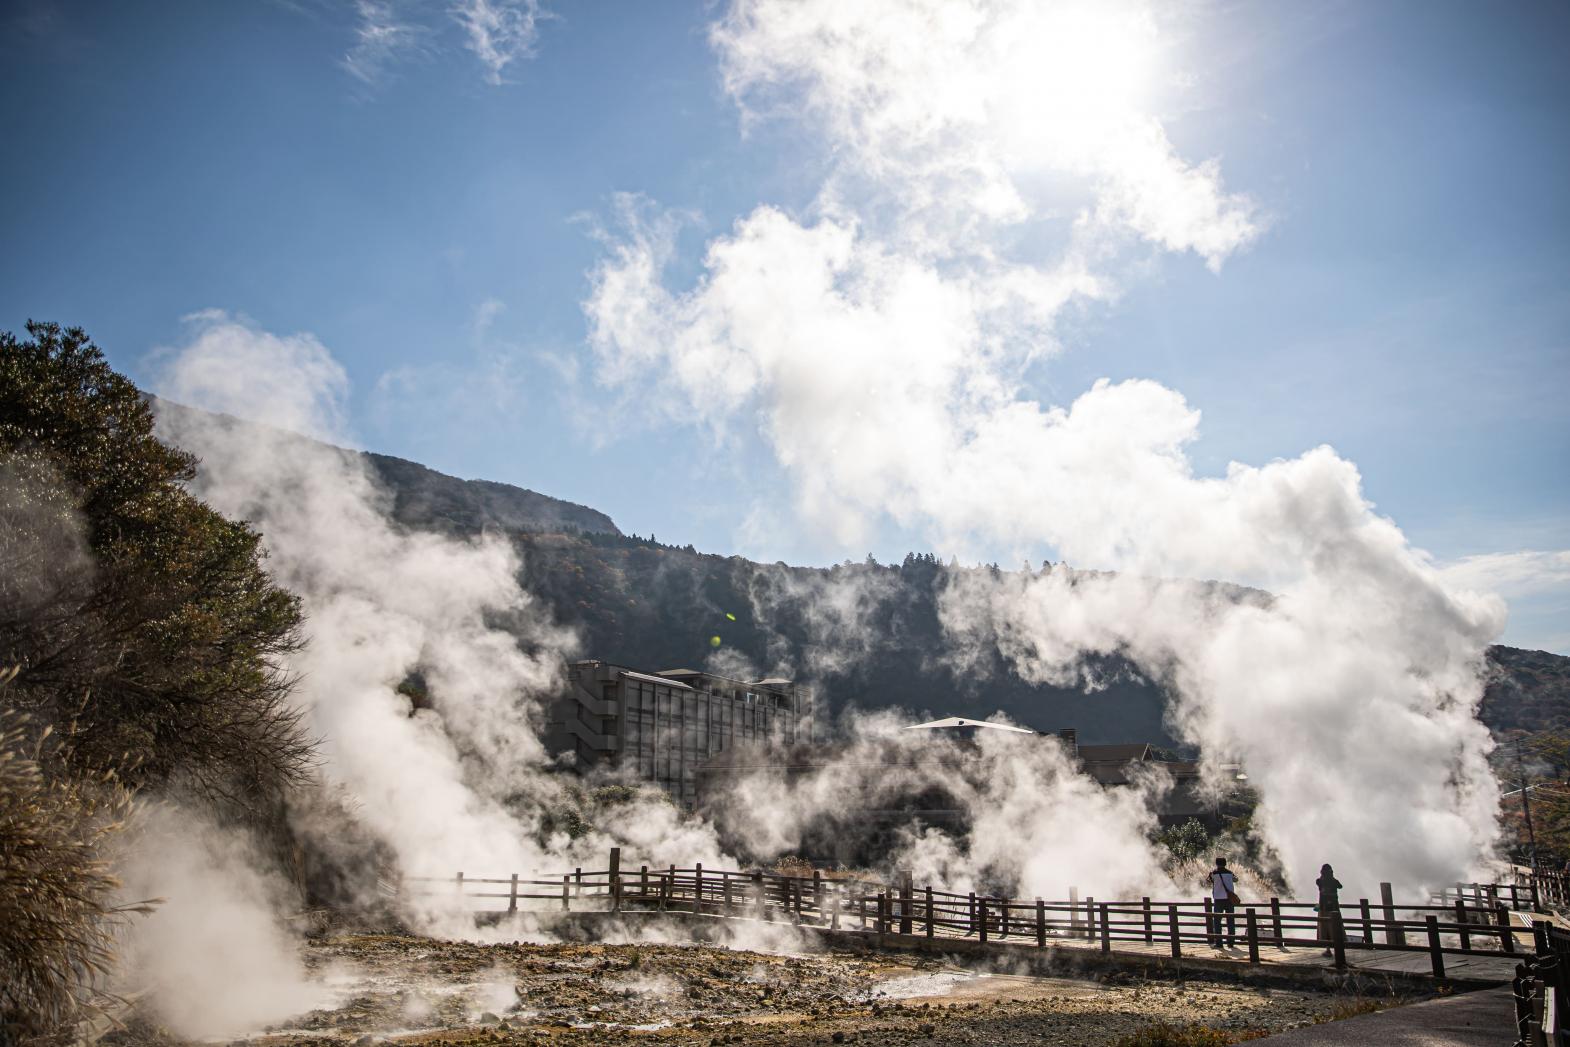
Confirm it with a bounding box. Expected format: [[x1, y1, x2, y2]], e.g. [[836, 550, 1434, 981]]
[[1316, 863, 1343, 956]]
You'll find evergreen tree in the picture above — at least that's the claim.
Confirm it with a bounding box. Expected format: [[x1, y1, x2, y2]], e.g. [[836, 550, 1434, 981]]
[[1, 322, 311, 807]]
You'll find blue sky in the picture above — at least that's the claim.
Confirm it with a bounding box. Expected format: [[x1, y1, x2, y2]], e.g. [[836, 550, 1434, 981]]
[[2, 0, 1566, 652]]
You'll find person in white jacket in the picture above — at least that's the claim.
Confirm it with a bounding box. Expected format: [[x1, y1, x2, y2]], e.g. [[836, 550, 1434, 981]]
[[1207, 857, 1238, 948]]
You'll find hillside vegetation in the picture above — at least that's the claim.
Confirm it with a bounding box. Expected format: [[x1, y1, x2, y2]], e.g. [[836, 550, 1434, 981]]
[[181, 412, 1565, 746]]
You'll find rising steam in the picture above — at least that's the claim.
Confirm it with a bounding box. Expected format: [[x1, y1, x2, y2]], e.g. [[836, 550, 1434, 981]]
[[585, 0, 1508, 898]]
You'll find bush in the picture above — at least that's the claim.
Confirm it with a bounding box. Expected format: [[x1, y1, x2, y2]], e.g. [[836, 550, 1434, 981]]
[[1159, 819, 1213, 863], [0, 321, 312, 809]]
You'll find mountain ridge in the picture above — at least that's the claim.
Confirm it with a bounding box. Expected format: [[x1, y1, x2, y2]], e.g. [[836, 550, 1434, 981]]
[[153, 402, 1569, 746]]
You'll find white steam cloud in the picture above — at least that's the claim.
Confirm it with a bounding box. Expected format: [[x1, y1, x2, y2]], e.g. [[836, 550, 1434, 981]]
[[586, 0, 1508, 898], [117, 804, 330, 1039], [153, 314, 567, 881], [142, 312, 730, 939]]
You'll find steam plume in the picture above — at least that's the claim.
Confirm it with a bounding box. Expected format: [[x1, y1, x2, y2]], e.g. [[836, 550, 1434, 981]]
[[585, 0, 1507, 897]]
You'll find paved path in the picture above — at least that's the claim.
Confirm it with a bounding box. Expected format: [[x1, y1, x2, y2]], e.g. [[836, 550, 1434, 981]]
[[1249, 987, 1518, 1045], [880, 918, 1526, 987]]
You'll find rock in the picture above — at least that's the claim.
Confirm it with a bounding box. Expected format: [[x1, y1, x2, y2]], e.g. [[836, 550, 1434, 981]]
[[480, 1012, 500, 1024]]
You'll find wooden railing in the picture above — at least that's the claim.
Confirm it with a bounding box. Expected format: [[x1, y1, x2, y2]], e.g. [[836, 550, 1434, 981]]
[[395, 849, 1537, 981]]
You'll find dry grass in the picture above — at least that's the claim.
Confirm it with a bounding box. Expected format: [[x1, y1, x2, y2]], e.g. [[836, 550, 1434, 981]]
[[1319, 995, 1390, 1022], [1109, 1022, 1271, 1046], [0, 702, 150, 1043]]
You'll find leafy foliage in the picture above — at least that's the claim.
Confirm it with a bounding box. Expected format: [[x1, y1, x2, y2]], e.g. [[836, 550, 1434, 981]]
[[1159, 818, 1213, 863], [0, 322, 312, 807]]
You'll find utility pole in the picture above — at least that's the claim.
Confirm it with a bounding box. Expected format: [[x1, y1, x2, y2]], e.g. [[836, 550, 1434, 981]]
[[1515, 742, 1539, 870]]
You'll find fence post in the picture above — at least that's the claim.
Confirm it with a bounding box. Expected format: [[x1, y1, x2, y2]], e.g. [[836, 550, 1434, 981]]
[[813, 870, 824, 920], [1359, 899, 1372, 945], [1069, 886, 1080, 934], [1426, 914, 1446, 979], [1332, 908, 1347, 970], [926, 887, 935, 939], [1246, 908, 1259, 965], [1143, 897, 1152, 944], [1455, 899, 1471, 952], [794, 878, 804, 923], [561, 874, 569, 912], [1099, 902, 1111, 953], [641, 865, 649, 900], [659, 873, 669, 912], [1496, 904, 1516, 954], [968, 892, 977, 936], [1036, 899, 1046, 948], [456, 871, 465, 903], [609, 847, 621, 911], [979, 898, 989, 944], [1086, 896, 1096, 941], [508, 873, 519, 915], [694, 863, 704, 915], [1379, 882, 1402, 946], [723, 873, 733, 916], [1270, 897, 1283, 946], [1204, 896, 1214, 947], [574, 867, 582, 902], [754, 872, 767, 921], [831, 883, 841, 931], [900, 871, 913, 935], [1168, 904, 1182, 959]]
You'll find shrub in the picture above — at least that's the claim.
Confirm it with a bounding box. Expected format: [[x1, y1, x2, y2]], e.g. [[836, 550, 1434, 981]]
[[0, 321, 312, 809], [1159, 819, 1213, 863]]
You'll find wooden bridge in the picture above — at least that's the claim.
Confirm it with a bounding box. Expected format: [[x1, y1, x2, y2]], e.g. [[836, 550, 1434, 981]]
[[395, 849, 1553, 987]]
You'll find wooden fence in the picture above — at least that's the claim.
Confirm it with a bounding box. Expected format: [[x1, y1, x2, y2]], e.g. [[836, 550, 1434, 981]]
[[395, 849, 1551, 983], [1513, 919, 1570, 1046]]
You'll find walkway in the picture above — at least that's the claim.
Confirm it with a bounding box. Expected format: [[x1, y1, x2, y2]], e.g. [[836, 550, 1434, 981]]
[[1250, 986, 1517, 1045]]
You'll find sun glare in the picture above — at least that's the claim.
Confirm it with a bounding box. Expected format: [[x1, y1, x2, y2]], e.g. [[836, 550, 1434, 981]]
[[994, 2, 1166, 164]]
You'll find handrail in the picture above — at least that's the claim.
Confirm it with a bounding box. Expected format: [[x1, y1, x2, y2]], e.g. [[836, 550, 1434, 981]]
[[389, 850, 1538, 979]]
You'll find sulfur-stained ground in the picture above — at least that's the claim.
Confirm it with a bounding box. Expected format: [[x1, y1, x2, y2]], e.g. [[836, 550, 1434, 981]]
[[146, 934, 1416, 1047]]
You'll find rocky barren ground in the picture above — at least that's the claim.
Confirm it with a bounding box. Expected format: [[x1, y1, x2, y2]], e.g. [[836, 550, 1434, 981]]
[[141, 933, 1412, 1047]]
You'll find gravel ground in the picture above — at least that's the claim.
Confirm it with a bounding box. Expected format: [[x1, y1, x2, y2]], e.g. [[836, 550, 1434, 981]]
[[153, 934, 1414, 1047]]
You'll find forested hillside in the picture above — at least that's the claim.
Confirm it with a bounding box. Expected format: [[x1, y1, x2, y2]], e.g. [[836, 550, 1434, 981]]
[[515, 532, 1178, 743], [154, 403, 1570, 747]]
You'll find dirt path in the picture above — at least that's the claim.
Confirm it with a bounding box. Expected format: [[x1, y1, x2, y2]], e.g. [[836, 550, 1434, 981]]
[[196, 934, 1416, 1047]]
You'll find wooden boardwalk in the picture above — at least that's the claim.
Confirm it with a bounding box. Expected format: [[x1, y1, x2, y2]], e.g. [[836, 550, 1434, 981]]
[[398, 851, 1538, 989]]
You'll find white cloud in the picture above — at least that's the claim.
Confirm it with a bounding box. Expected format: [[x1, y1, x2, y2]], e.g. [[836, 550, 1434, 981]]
[[583, 0, 1509, 895], [1441, 549, 1570, 598], [712, 0, 1260, 266], [452, 0, 545, 85], [340, 0, 548, 88], [1442, 550, 1570, 653], [343, 0, 424, 86]]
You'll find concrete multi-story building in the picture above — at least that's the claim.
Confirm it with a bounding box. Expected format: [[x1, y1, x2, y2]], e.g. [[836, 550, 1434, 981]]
[[544, 660, 815, 807]]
